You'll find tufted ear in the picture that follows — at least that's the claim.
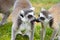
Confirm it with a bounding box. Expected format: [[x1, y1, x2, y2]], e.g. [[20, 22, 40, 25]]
[[30, 7, 35, 11], [41, 8, 46, 11], [18, 10, 24, 19]]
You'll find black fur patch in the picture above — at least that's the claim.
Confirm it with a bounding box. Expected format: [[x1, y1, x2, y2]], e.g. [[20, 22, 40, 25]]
[[17, 17, 22, 27], [49, 19, 53, 27], [20, 14, 24, 17]]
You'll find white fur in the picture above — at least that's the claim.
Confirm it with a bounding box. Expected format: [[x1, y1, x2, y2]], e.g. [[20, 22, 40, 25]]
[[29, 12, 34, 15], [20, 10, 24, 14], [40, 13, 52, 24], [41, 8, 46, 11], [44, 19, 49, 25], [30, 7, 35, 11], [40, 13, 45, 17], [48, 14, 52, 17], [21, 11, 34, 22], [17, 22, 31, 35]]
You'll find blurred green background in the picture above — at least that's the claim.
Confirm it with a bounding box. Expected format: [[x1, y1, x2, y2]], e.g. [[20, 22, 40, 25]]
[[0, 0, 60, 40]]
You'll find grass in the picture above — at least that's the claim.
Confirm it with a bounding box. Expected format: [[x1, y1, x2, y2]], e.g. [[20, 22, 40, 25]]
[[0, 0, 60, 40], [0, 22, 12, 40], [0, 22, 53, 40], [30, 0, 60, 15]]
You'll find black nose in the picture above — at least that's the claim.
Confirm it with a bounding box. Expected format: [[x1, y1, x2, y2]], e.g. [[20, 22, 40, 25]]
[[31, 18, 36, 23], [36, 18, 41, 22]]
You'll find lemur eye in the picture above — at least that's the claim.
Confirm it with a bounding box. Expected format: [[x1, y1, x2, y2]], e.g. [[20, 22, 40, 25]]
[[40, 17, 45, 20], [20, 14, 24, 17], [28, 15, 33, 19]]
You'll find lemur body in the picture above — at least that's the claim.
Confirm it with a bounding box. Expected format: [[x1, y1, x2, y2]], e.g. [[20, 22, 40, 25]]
[[11, 0, 36, 40], [0, 0, 16, 25], [11, 8, 36, 40], [36, 3, 60, 40], [48, 3, 60, 40]]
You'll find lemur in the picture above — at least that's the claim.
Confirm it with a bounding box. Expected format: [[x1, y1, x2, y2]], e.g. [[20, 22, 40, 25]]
[[0, 0, 32, 26], [11, 7, 36, 40], [36, 3, 60, 40], [0, 0, 15, 25], [11, 0, 36, 40]]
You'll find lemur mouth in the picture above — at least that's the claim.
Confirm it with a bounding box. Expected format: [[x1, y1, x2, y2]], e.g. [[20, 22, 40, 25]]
[[31, 19, 36, 23]]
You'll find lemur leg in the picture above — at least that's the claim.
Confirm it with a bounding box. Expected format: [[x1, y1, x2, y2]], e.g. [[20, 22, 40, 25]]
[[30, 23, 34, 40], [11, 23, 18, 40], [40, 23, 46, 40], [50, 23, 59, 40], [57, 24, 60, 40], [26, 31, 31, 40], [0, 11, 10, 25], [26, 23, 34, 40], [11, 18, 22, 40]]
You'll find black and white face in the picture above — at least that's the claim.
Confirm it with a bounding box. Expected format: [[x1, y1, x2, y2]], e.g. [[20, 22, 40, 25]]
[[19, 7, 36, 23], [37, 8, 53, 24]]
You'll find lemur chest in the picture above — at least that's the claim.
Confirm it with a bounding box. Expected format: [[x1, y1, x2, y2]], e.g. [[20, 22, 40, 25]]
[[17, 22, 31, 34]]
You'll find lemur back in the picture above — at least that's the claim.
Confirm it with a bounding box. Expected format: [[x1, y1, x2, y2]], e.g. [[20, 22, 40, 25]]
[[0, 0, 15, 12], [0, 0, 31, 12], [48, 3, 60, 25]]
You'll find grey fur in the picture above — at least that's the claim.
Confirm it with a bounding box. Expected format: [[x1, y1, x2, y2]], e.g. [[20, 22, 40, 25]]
[[11, 8, 35, 40], [0, 0, 16, 25]]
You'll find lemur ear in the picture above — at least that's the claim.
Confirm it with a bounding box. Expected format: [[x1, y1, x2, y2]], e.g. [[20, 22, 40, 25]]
[[30, 7, 35, 11], [41, 8, 46, 11], [19, 10, 24, 18]]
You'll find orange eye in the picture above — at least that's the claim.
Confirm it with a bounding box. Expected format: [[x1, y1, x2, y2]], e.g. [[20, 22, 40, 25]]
[[28, 15, 33, 19], [40, 17, 45, 20]]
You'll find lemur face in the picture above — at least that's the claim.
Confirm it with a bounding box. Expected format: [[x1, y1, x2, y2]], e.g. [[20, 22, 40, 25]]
[[19, 7, 36, 23], [36, 8, 53, 24]]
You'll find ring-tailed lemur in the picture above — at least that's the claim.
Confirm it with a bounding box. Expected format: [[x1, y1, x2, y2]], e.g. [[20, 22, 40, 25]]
[[36, 3, 60, 40], [11, 7, 36, 40]]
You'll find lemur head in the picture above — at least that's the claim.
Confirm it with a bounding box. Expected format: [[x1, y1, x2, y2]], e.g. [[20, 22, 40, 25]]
[[36, 8, 53, 25], [19, 7, 36, 23]]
